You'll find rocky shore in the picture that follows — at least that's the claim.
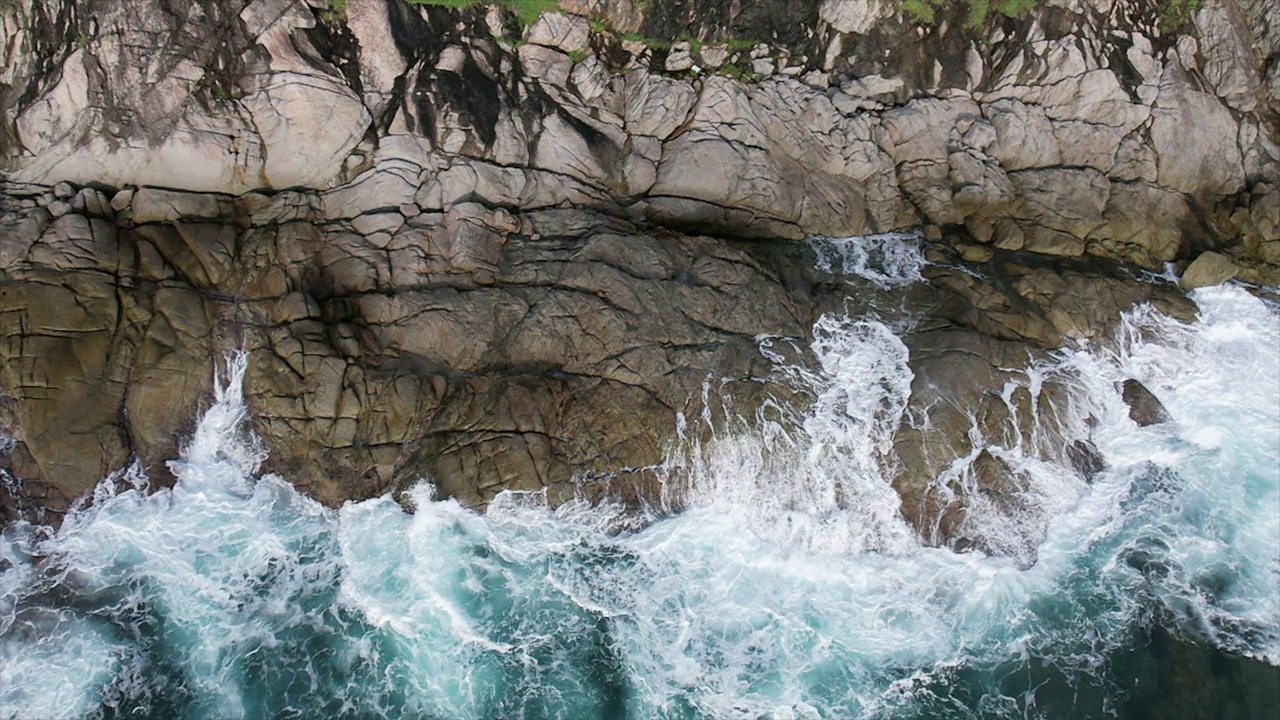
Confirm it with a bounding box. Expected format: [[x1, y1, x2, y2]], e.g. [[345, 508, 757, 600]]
[[2, 0, 1277, 558]]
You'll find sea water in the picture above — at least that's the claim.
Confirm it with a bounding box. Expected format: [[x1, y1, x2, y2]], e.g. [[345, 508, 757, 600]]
[[1, 241, 1277, 719]]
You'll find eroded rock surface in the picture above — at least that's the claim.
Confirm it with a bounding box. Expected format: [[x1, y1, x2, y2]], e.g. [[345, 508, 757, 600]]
[[1, 179, 836, 521], [1, 0, 1277, 557], [1, 178, 1197, 561], [1, 0, 1276, 281]]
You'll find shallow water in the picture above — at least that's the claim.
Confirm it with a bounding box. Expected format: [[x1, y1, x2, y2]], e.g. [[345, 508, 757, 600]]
[[1, 248, 1277, 718]]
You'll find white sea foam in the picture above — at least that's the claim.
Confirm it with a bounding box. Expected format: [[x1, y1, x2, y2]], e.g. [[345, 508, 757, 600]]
[[809, 231, 927, 288], [0, 287, 1275, 719], [664, 312, 920, 557]]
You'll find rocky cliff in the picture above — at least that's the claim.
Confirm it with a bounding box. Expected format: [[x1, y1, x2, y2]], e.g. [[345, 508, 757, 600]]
[[1, 0, 1277, 555]]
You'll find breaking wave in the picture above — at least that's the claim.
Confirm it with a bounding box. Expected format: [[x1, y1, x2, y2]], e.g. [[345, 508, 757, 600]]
[[1, 234, 1277, 718]]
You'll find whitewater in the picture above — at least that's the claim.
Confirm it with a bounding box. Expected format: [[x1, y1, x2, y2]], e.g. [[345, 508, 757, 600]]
[[1, 237, 1277, 719]]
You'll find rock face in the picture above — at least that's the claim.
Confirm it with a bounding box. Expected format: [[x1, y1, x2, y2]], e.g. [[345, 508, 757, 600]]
[[0, 176, 1195, 557], [2, 0, 1276, 280], [1, 0, 1277, 555], [0, 179, 828, 523]]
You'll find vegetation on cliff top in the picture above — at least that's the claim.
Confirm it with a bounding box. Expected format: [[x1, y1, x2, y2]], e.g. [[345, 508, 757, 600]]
[[405, 0, 560, 25], [902, 0, 1201, 30], [383, 0, 1205, 35]]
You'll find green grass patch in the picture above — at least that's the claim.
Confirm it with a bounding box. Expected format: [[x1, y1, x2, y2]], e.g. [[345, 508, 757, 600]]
[[676, 33, 702, 54], [405, 0, 559, 26], [1157, 0, 1201, 29], [322, 0, 348, 22], [900, 0, 1037, 27], [897, 0, 1200, 31], [717, 64, 744, 79]]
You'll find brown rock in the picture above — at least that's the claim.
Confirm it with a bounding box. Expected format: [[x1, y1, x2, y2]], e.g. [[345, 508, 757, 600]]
[[1180, 251, 1240, 290], [1122, 379, 1173, 427]]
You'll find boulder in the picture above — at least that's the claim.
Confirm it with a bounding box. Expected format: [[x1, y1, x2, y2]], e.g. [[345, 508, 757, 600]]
[[1180, 251, 1241, 290], [1122, 379, 1173, 427], [819, 0, 886, 35], [527, 12, 591, 53]]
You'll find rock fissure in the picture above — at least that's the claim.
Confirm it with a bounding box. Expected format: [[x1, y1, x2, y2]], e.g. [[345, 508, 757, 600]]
[[2, 0, 1278, 557]]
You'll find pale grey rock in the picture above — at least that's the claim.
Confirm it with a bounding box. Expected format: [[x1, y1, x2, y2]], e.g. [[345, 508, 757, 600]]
[[819, 0, 886, 34], [132, 188, 236, 224], [984, 99, 1062, 169], [1239, 118, 1280, 187], [1150, 80, 1245, 195], [7, 0, 367, 194], [700, 45, 728, 69], [1196, 0, 1263, 112], [1126, 33, 1161, 85], [534, 112, 616, 182], [962, 119, 998, 151], [110, 189, 135, 213], [1009, 168, 1110, 246], [842, 74, 903, 100], [666, 42, 695, 72], [624, 69, 696, 139], [1109, 132, 1159, 183], [347, 0, 409, 118], [240, 73, 371, 189], [71, 188, 111, 218], [558, 0, 644, 34], [527, 12, 591, 53], [519, 42, 575, 89], [832, 93, 874, 114], [323, 162, 423, 219], [1052, 119, 1124, 171], [881, 97, 982, 165], [965, 45, 984, 91], [1176, 35, 1200, 73], [802, 70, 831, 89], [14, 51, 91, 158], [1090, 182, 1192, 266], [351, 212, 405, 237], [571, 55, 610, 100]]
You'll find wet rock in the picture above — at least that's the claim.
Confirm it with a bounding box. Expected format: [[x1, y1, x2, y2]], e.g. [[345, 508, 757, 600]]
[[1180, 251, 1241, 290], [1067, 439, 1106, 481], [1122, 379, 1173, 427], [2, 0, 1278, 557], [0, 186, 817, 519]]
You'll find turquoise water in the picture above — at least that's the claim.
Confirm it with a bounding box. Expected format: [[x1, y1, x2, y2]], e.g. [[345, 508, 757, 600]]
[[1, 283, 1277, 719]]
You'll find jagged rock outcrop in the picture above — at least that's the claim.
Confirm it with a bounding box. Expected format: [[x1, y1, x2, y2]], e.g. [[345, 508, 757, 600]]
[[1, 0, 1276, 555], [0, 178, 830, 522], [2, 0, 1276, 278], [0, 175, 1196, 556]]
